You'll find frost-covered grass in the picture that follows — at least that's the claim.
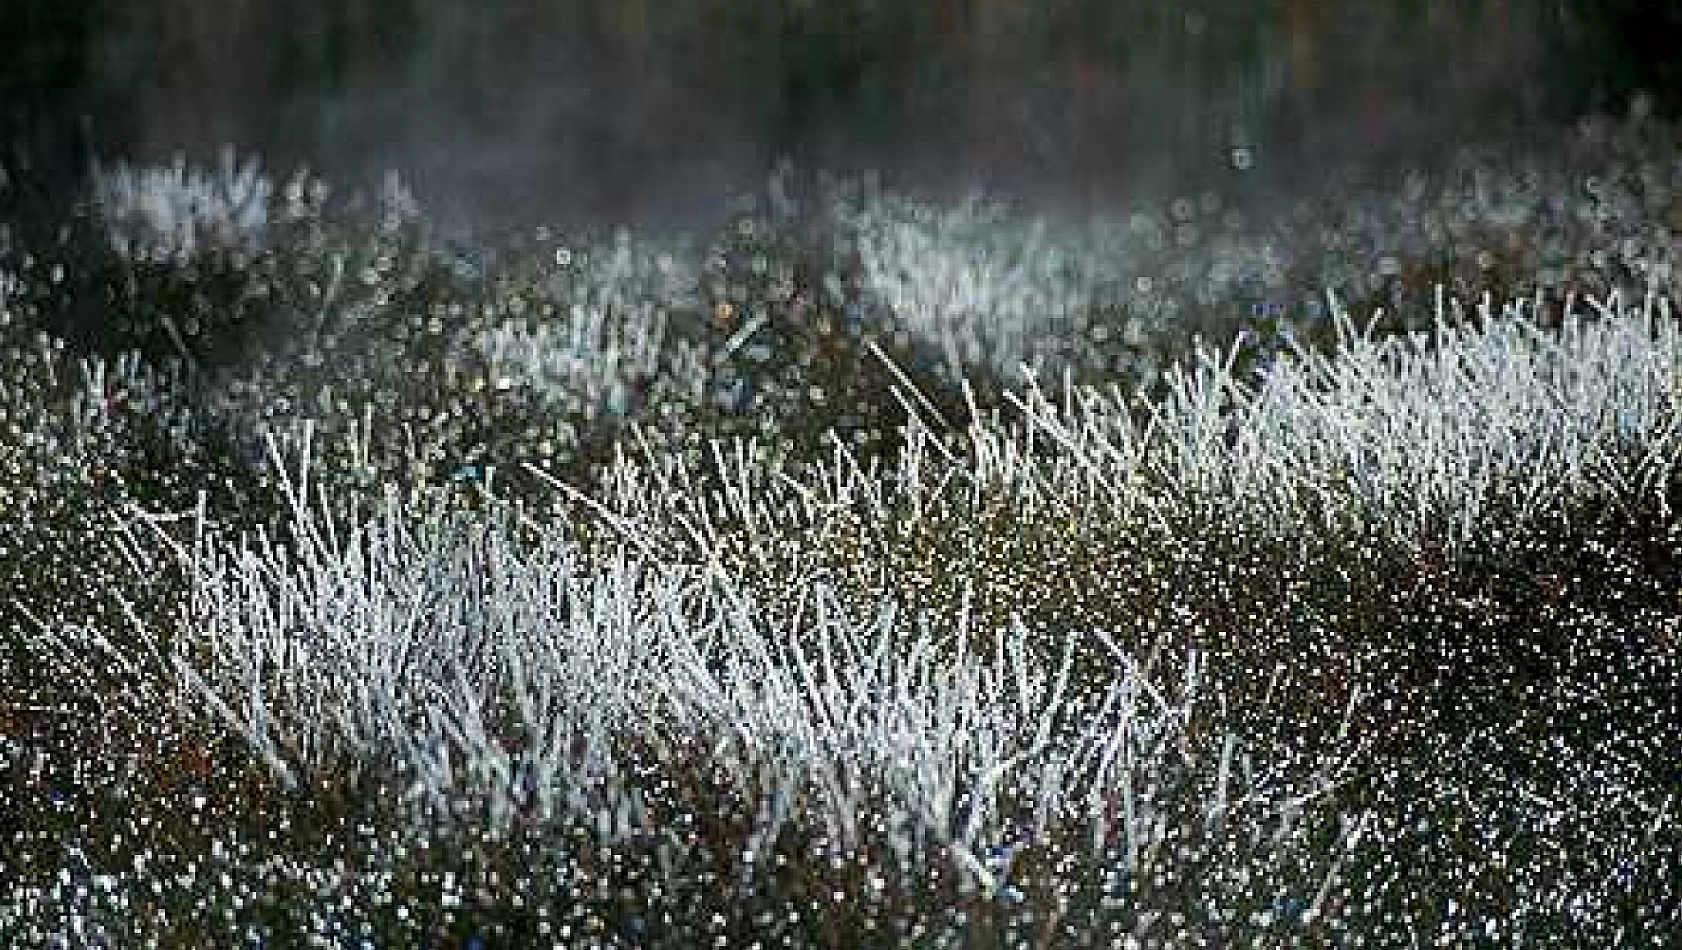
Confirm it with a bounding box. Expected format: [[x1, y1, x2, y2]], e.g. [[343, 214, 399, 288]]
[[91, 150, 273, 262], [3, 132, 1680, 947]]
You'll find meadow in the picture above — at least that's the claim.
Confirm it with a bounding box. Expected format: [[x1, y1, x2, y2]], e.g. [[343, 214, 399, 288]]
[[2, 117, 1679, 947]]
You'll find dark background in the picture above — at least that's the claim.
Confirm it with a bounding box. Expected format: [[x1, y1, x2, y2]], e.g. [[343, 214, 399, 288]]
[[2, 0, 1677, 225]]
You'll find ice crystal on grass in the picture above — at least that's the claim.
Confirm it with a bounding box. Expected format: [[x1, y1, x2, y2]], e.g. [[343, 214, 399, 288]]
[[92, 150, 272, 262]]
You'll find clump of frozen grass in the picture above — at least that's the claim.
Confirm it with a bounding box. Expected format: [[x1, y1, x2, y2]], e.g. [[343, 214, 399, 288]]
[[89, 152, 420, 264], [959, 286, 1681, 560], [91, 150, 272, 261], [828, 181, 1319, 388], [1170, 288, 1681, 552], [474, 299, 683, 425], [835, 189, 1094, 379], [128, 420, 1360, 939], [472, 228, 708, 427]]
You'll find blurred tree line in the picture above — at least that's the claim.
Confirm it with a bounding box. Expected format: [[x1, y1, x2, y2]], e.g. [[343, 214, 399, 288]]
[[2, 0, 1676, 207]]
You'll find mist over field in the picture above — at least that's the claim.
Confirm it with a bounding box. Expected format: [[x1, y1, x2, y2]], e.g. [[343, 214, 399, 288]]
[[4, 0, 1677, 226]]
